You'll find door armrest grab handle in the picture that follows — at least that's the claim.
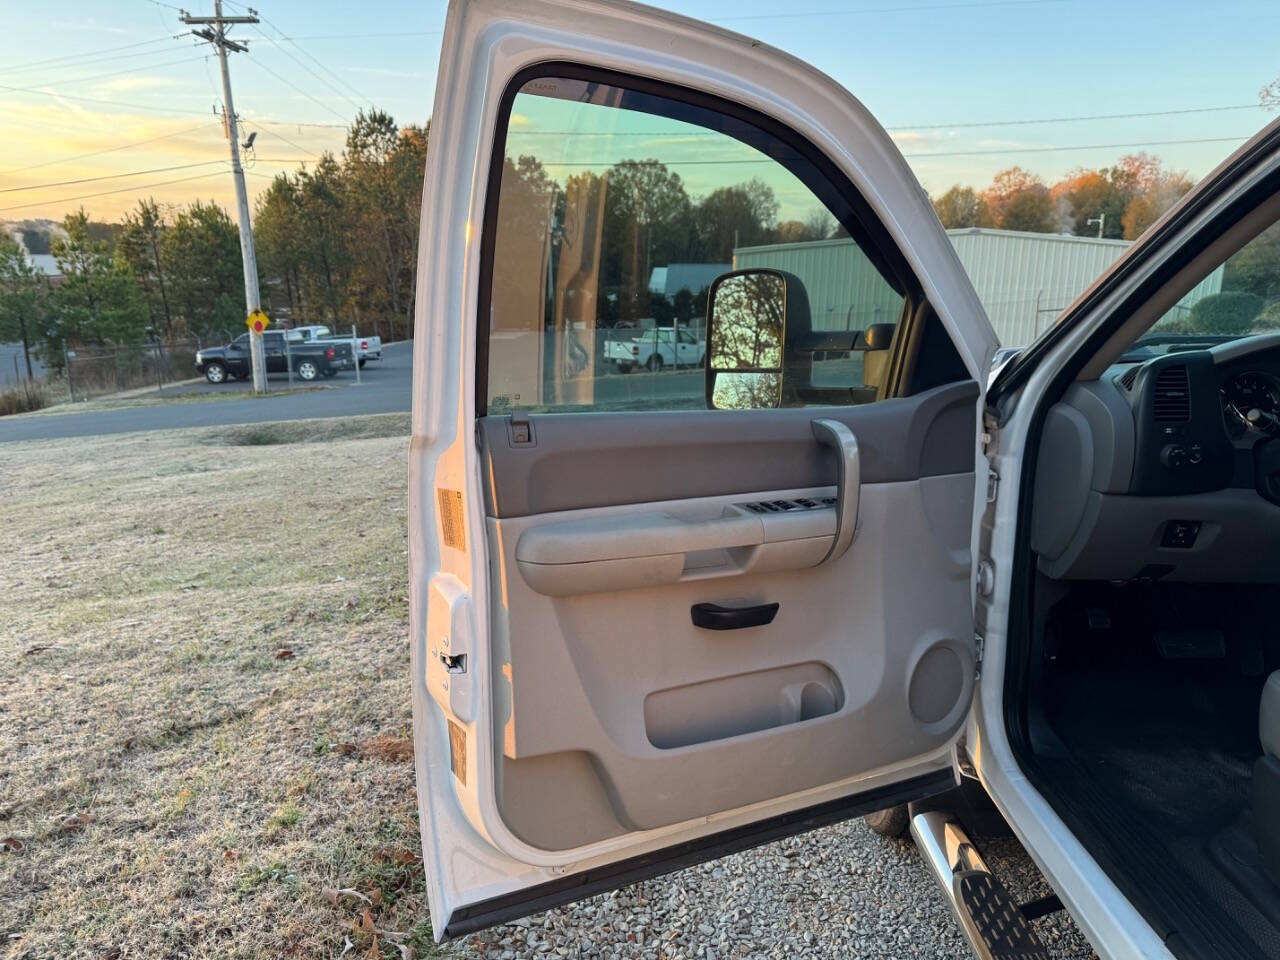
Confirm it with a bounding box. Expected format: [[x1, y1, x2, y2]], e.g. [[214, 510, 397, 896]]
[[811, 418, 859, 563]]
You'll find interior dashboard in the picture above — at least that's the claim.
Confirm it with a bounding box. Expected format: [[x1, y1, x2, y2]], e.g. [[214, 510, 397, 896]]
[[1031, 332, 1280, 584]]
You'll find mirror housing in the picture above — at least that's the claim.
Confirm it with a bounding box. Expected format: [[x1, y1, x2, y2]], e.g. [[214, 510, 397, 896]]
[[704, 269, 812, 410]]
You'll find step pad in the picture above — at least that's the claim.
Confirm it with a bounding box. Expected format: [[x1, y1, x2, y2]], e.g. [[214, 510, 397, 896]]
[[953, 869, 1051, 960]]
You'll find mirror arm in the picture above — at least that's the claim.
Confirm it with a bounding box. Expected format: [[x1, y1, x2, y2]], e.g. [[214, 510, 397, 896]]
[[811, 418, 860, 563]]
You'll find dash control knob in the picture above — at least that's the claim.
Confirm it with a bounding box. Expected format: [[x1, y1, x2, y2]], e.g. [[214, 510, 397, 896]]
[[1160, 443, 1189, 469]]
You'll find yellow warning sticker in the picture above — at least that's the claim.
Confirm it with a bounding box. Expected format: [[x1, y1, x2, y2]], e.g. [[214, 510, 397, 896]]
[[437, 488, 465, 550], [447, 719, 467, 786]]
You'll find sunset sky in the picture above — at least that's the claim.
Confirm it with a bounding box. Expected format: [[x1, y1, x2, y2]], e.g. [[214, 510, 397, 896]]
[[2, 0, 1278, 227]]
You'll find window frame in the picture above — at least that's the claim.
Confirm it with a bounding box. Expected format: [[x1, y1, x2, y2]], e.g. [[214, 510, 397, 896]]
[[474, 62, 928, 418]]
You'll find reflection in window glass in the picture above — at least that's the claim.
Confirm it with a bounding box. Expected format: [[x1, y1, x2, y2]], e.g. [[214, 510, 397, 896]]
[[484, 75, 906, 413], [1130, 221, 1280, 358]]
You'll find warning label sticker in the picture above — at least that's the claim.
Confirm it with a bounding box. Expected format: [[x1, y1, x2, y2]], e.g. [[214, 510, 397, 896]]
[[448, 719, 467, 786], [437, 488, 465, 550]]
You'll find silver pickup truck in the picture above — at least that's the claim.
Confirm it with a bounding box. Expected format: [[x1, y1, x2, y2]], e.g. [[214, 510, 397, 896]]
[[290, 324, 383, 367]]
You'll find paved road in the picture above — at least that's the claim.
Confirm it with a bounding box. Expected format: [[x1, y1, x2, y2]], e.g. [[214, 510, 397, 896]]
[[0, 341, 720, 443], [0, 342, 414, 444]]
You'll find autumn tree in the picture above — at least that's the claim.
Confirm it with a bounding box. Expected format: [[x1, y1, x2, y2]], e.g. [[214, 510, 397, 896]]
[[1052, 169, 1125, 238], [932, 186, 990, 229], [1115, 153, 1194, 239], [981, 167, 1055, 233]]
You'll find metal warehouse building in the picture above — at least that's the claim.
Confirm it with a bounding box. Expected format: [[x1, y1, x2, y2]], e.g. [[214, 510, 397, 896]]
[[734, 228, 1224, 346]]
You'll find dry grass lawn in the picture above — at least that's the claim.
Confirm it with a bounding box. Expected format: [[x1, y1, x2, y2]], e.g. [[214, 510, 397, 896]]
[[0, 413, 441, 959]]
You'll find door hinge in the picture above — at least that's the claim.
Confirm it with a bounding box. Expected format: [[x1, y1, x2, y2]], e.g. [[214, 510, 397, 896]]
[[985, 468, 999, 503]]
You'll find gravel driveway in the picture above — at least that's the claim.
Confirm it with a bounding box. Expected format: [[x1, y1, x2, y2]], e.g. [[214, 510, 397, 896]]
[[446, 817, 1099, 959]]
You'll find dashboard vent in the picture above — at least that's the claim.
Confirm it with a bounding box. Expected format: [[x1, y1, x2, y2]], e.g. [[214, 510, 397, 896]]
[[1118, 366, 1140, 391], [1152, 365, 1191, 421]]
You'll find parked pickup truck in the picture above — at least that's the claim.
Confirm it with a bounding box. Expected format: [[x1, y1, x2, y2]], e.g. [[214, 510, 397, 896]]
[[195, 331, 355, 384], [604, 326, 705, 372], [290, 324, 382, 367]]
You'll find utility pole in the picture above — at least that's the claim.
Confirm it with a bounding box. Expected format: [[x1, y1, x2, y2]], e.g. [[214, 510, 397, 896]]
[[182, 2, 267, 393], [1086, 213, 1106, 239]]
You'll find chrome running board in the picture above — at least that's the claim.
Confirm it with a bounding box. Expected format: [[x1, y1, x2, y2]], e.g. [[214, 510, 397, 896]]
[[911, 811, 1050, 960]]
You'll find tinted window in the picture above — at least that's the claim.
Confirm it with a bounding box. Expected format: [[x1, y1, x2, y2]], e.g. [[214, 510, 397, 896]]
[[483, 74, 907, 414]]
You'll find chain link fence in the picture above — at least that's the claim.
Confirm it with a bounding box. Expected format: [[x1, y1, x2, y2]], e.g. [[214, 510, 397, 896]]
[[64, 340, 204, 401]]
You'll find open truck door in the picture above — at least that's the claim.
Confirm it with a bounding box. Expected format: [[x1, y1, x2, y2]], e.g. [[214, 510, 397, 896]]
[[410, 0, 999, 938]]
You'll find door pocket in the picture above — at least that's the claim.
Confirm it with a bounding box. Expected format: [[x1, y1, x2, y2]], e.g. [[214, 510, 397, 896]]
[[644, 662, 843, 749]]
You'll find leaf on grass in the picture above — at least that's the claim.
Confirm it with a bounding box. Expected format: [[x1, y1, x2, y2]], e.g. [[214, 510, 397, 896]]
[[274, 648, 295, 660], [359, 735, 413, 762], [223, 848, 240, 862], [324, 886, 372, 907], [1, 836, 25, 854], [373, 846, 419, 865], [336, 742, 358, 756], [58, 811, 95, 833], [354, 907, 378, 938], [369, 887, 383, 908], [121, 736, 136, 750]]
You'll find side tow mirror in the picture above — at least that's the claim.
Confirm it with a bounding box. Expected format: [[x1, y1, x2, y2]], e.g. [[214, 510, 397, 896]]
[[704, 269, 810, 410]]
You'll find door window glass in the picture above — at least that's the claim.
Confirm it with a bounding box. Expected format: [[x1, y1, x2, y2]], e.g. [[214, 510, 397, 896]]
[[483, 74, 909, 413]]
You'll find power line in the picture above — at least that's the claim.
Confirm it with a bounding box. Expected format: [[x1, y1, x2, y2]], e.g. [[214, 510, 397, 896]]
[[504, 103, 1268, 139], [29, 55, 210, 91], [221, 0, 373, 110], [1, 160, 230, 194], [277, 31, 443, 40], [531, 133, 1257, 168], [250, 116, 352, 130], [0, 39, 197, 79], [0, 81, 213, 115], [0, 122, 219, 176], [0, 81, 359, 128], [901, 134, 1255, 159], [0, 170, 228, 213], [0, 34, 184, 74], [711, 0, 1067, 21], [244, 56, 350, 122], [248, 23, 367, 113], [889, 102, 1266, 131], [242, 121, 322, 158]]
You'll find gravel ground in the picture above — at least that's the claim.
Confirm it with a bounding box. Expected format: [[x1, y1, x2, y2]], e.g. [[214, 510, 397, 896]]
[[446, 818, 1100, 960]]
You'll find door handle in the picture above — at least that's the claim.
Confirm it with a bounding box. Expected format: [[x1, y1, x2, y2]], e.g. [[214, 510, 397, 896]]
[[691, 601, 780, 630], [811, 418, 860, 563]]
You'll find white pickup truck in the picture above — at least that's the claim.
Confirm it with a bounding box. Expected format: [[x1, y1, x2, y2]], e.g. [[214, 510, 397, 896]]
[[604, 325, 705, 372], [290, 324, 382, 367]]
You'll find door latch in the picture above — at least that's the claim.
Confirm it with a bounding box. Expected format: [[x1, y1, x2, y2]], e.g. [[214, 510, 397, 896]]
[[985, 468, 999, 503], [439, 651, 467, 674]]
